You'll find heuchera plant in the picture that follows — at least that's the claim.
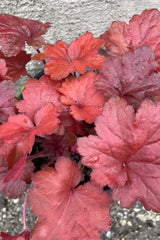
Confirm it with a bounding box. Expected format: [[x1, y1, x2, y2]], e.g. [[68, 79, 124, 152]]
[[1, 8, 160, 240]]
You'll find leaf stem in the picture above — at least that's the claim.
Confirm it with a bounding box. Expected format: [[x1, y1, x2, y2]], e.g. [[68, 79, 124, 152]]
[[23, 192, 28, 230], [36, 49, 46, 65], [27, 150, 49, 161], [27, 73, 33, 79]]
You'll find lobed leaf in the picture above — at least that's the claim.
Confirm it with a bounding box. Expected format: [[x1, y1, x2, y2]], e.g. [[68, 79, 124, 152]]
[[0, 103, 59, 197], [33, 32, 106, 80], [100, 9, 160, 69], [28, 157, 112, 240], [78, 96, 160, 212], [1, 51, 31, 81], [95, 46, 160, 109], [0, 114, 35, 159], [16, 75, 61, 121], [0, 103, 60, 160], [0, 13, 50, 56], [59, 72, 105, 123]]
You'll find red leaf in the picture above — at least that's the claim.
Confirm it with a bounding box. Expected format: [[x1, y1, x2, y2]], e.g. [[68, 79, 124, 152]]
[[0, 80, 16, 123], [0, 229, 30, 240], [0, 14, 50, 56], [0, 58, 7, 80], [0, 114, 35, 196], [33, 32, 106, 80], [39, 131, 76, 160], [0, 104, 59, 197], [95, 46, 160, 109], [55, 106, 85, 135], [0, 155, 34, 198], [0, 103, 60, 164], [4, 154, 27, 183], [0, 102, 59, 166], [59, 72, 105, 123], [34, 103, 60, 136], [100, 21, 130, 57], [2, 51, 31, 81], [28, 157, 112, 240], [78, 96, 160, 212], [0, 114, 35, 160], [16, 75, 61, 121], [100, 9, 160, 69]]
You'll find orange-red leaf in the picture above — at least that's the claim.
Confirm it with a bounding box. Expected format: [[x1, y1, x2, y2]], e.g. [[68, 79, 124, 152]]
[[4, 154, 27, 183], [100, 21, 130, 57], [59, 72, 105, 123], [0, 104, 59, 165], [33, 32, 106, 80]]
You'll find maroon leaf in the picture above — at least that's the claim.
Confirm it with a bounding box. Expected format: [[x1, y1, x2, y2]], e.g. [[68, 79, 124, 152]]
[[0, 13, 50, 56], [0, 229, 30, 240], [95, 46, 160, 109], [2, 51, 31, 81]]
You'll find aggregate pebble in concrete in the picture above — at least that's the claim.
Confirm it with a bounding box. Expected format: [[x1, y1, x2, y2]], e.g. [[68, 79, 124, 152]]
[[1, 191, 160, 239], [0, 192, 37, 235], [102, 201, 160, 240]]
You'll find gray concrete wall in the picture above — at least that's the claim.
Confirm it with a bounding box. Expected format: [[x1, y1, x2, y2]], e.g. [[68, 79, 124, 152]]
[[0, 0, 160, 44], [0, 0, 160, 92]]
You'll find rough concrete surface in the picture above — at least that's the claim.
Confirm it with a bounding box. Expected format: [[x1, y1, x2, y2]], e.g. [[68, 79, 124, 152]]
[[1, 0, 160, 90], [0, 0, 160, 46]]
